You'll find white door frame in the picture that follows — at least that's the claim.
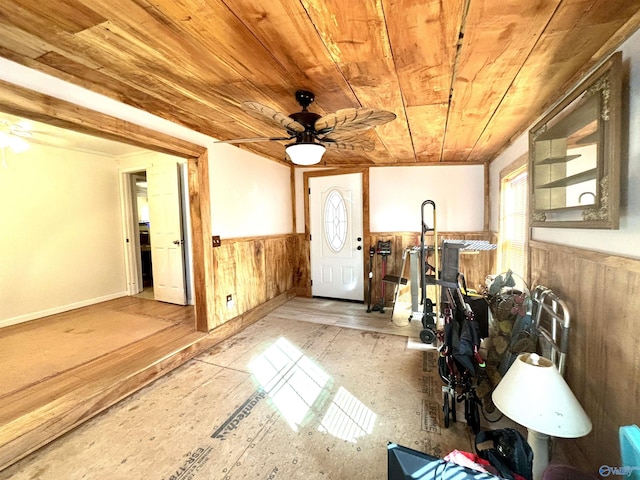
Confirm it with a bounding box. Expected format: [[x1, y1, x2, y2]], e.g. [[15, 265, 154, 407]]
[[303, 168, 370, 300], [119, 163, 193, 303]]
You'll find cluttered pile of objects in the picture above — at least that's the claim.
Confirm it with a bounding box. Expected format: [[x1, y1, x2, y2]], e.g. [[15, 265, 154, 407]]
[[382, 200, 593, 480]]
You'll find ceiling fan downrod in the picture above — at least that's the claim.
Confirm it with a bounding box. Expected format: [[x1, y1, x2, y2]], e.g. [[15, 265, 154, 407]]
[[289, 90, 321, 134]]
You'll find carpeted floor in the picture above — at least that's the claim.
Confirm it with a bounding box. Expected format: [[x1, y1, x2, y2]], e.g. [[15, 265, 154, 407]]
[[0, 309, 174, 396]]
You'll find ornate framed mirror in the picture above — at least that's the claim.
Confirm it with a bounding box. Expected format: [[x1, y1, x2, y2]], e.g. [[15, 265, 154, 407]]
[[529, 52, 621, 229]]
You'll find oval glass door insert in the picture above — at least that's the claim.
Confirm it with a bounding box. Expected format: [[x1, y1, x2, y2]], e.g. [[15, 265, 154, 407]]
[[324, 190, 348, 252]]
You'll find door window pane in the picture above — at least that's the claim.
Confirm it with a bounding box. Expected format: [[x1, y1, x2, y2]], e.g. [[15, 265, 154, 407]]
[[324, 190, 348, 252]]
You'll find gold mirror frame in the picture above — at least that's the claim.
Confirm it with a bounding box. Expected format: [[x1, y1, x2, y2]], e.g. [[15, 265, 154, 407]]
[[529, 51, 621, 229]]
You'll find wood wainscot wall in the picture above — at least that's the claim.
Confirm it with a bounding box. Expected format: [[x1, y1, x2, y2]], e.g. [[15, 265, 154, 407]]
[[529, 240, 640, 472], [370, 231, 497, 307], [212, 234, 296, 328], [293, 230, 496, 305], [292, 233, 310, 297]]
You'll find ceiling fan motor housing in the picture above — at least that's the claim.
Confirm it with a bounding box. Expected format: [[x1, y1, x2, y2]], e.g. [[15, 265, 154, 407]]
[[288, 110, 321, 133]]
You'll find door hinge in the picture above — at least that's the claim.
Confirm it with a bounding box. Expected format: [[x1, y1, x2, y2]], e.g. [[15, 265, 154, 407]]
[[308, 187, 311, 195], [310, 280, 313, 286], [309, 234, 312, 241]]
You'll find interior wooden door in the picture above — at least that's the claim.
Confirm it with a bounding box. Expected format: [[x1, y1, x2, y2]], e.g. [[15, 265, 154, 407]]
[[147, 163, 186, 305]]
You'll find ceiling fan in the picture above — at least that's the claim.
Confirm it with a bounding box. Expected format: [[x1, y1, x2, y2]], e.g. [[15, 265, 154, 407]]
[[218, 90, 396, 165], [0, 118, 34, 153], [0, 115, 95, 152]]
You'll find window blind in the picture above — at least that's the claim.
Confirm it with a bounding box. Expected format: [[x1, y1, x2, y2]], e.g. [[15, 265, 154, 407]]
[[498, 168, 528, 277]]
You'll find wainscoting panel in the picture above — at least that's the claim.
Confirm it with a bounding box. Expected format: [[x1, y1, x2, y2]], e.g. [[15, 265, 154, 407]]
[[369, 231, 496, 307], [213, 235, 294, 325], [292, 231, 495, 305], [292, 233, 310, 296], [529, 240, 640, 471]]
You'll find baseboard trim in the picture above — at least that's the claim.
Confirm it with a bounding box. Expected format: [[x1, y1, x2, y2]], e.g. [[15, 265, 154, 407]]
[[0, 291, 129, 329], [207, 288, 296, 337]]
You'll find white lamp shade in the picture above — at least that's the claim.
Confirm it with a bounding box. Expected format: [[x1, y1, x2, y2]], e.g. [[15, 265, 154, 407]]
[[285, 142, 325, 165], [492, 353, 592, 438]]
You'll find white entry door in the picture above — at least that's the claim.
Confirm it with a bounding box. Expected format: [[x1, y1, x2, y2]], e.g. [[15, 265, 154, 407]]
[[310, 173, 364, 301], [147, 163, 187, 305]]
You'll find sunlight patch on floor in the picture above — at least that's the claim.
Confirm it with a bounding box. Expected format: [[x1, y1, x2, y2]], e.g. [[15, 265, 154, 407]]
[[248, 337, 378, 444], [248, 337, 330, 432], [318, 386, 376, 443]]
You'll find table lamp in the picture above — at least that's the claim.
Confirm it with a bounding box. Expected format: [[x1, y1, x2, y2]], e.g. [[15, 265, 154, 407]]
[[492, 353, 592, 480]]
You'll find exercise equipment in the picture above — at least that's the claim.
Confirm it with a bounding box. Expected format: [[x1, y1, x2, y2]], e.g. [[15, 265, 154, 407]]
[[366, 246, 375, 313], [384, 247, 410, 321], [371, 240, 391, 313]]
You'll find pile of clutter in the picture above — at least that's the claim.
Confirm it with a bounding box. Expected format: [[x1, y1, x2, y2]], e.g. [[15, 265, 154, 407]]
[[477, 271, 537, 414]]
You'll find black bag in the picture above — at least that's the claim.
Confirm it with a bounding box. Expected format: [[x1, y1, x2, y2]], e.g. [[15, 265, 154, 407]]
[[458, 273, 489, 338], [475, 428, 533, 480]]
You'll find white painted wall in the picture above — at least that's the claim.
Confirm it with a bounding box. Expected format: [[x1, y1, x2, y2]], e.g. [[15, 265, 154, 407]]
[[209, 143, 292, 238], [0, 144, 126, 326], [120, 139, 293, 240], [0, 58, 293, 241], [490, 29, 640, 259], [0, 58, 213, 149], [294, 165, 485, 234], [0, 58, 295, 323], [370, 165, 485, 232]]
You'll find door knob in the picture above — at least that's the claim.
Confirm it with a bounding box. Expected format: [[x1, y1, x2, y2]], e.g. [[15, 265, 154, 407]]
[[173, 240, 182, 245], [357, 237, 362, 242], [357, 246, 362, 250]]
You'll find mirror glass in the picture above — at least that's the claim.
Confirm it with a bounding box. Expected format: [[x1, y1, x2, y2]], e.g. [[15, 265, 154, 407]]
[[529, 52, 621, 229]]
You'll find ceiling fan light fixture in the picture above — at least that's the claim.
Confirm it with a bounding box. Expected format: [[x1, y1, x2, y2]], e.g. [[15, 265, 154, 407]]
[[0, 130, 30, 153], [9, 136, 29, 153], [286, 142, 326, 166]]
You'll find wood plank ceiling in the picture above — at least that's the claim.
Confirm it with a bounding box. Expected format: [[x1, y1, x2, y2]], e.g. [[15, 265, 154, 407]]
[[0, 0, 639, 167]]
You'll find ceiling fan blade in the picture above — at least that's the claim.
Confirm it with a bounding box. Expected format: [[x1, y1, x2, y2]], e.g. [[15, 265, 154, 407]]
[[7, 129, 34, 139], [320, 130, 373, 142], [315, 108, 396, 134], [322, 138, 375, 152], [216, 136, 294, 144], [5, 132, 61, 150], [242, 101, 306, 133], [15, 129, 61, 136]]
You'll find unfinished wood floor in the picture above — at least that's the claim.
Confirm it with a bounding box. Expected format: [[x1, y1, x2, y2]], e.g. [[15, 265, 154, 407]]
[[0, 297, 478, 479], [0, 296, 205, 471]]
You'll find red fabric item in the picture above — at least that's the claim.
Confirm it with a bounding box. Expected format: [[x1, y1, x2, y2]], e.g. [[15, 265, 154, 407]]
[[457, 450, 492, 467], [445, 450, 528, 479]]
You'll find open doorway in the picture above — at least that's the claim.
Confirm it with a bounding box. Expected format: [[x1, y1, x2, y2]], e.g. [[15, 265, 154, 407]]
[[131, 172, 154, 299], [121, 162, 192, 306]]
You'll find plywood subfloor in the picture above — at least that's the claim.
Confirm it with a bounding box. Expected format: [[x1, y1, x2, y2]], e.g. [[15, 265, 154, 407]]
[[0, 298, 478, 479], [273, 297, 425, 340]]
